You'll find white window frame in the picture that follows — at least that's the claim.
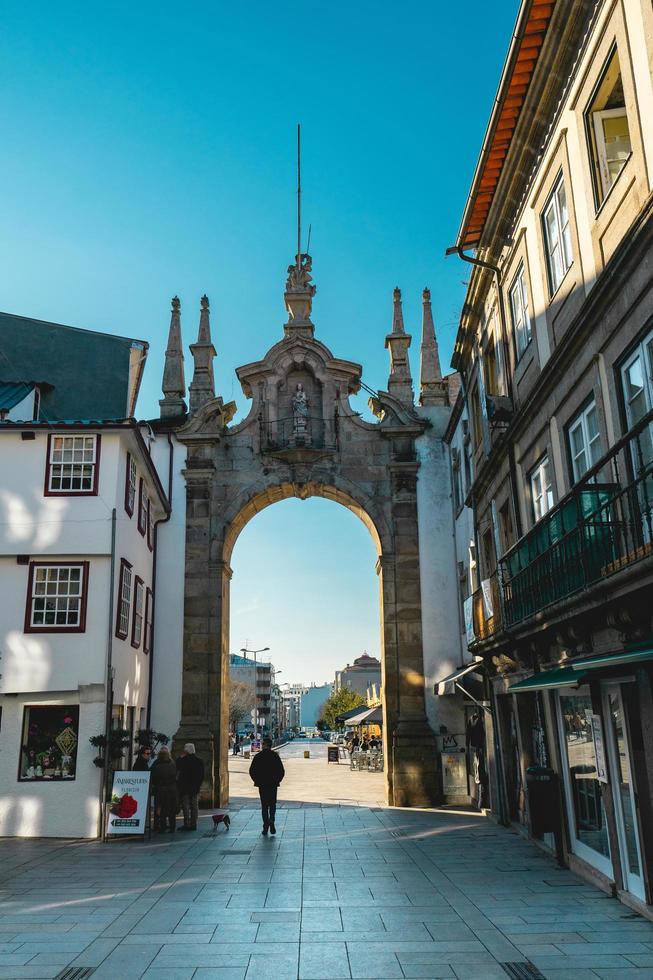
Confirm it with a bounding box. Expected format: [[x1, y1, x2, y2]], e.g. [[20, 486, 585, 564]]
[[125, 453, 137, 516], [47, 434, 99, 494], [529, 455, 554, 523], [116, 560, 133, 640], [509, 265, 532, 359], [621, 328, 653, 432], [131, 577, 144, 649], [568, 400, 602, 483], [27, 563, 88, 631], [543, 175, 573, 296]]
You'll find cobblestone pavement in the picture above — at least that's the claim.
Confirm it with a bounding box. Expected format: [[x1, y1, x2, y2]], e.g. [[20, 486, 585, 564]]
[[2, 803, 653, 980]]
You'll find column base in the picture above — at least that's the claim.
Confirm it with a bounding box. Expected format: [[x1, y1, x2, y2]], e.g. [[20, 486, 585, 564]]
[[389, 719, 441, 808]]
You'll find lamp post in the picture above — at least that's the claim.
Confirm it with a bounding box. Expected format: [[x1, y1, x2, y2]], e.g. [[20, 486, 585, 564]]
[[240, 647, 269, 734]]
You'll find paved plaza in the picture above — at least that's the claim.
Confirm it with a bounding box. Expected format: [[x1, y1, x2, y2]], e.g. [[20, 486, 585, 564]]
[[2, 749, 653, 979]]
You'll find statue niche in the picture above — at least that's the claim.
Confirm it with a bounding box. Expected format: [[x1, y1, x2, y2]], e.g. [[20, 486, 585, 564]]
[[280, 369, 323, 449]]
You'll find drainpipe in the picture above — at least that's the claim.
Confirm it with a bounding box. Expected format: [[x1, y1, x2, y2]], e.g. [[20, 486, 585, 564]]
[[446, 245, 522, 538], [146, 431, 174, 729], [101, 508, 117, 841]]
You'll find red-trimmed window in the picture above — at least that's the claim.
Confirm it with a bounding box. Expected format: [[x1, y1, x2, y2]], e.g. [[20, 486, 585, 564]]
[[138, 479, 150, 537], [45, 434, 100, 495], [115, 559, 133, 640], [125, 453, 137, 517], [143, 587, 153, 654], [25, 562, 89, 633], [131, 577, 144, 648]]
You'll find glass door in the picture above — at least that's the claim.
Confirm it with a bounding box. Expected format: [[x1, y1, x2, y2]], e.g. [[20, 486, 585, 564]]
[[602, 682, 645, 901], [556, 687, 612, 878]]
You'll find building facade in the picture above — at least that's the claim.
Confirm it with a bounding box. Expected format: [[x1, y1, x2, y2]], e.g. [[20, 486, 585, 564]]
[[335, 653, 382, 698], [299, 682, 332, 730], [0, 404, 168, 837], [450, 0, 653, 911]]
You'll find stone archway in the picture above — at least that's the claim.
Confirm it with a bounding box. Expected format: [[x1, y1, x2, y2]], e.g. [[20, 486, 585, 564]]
[[170, 257, 442, 807]]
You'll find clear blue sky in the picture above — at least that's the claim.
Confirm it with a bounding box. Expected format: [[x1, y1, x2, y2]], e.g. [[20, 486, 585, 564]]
[[1, 0, 517, 683]]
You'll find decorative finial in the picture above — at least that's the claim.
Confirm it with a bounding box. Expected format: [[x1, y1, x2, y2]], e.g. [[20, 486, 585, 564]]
[[419, 286, 447, 407], [189, 294, 216, 414], [159, 295, 187, 419], [385, 286, 414, 406]]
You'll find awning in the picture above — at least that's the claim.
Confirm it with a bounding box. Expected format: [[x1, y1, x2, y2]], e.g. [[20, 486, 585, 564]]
[[572, 643, 653, 672], [435, 661, 483, 696], [346, 706, 383, 727], [510, 665, 588, 693], [335, 705, 368, 723]]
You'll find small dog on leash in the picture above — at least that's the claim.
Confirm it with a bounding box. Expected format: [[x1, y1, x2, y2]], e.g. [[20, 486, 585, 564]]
[[211, 813, 231, 832]]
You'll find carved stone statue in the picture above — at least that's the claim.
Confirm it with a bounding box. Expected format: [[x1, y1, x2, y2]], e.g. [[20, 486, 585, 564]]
[[291, 382, 309, 436], [286, 254, 316, 294]]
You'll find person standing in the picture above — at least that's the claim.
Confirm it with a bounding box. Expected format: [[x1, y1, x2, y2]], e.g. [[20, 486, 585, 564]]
[[249, 737, 284, 836], [232, 735, 240, 756], [176, 743, 205, 832], [133, 746, 152, 771], [150, 746, 178, 833]]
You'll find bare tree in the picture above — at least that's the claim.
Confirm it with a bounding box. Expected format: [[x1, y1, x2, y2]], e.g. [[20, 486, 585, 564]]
[[229, 680, 255, 732]]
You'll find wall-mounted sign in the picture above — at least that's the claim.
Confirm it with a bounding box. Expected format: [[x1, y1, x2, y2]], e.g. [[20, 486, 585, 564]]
[[591, 714, 608, 784], [107, 771, 151, 835], [441, 750, 468, 796]]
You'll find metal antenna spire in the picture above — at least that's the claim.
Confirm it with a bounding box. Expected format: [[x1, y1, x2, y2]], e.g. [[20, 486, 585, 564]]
[[297, 123, 301, 270]]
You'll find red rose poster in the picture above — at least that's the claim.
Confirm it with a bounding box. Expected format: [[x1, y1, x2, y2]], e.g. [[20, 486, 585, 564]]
[[107, 771, 150, 835]]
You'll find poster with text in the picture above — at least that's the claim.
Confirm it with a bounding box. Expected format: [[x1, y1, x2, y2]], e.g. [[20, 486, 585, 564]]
[[107, 771, 151, 835]]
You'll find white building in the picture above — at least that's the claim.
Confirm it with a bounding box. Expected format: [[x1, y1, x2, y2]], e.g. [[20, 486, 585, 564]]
[[0, 364, 168, 838]]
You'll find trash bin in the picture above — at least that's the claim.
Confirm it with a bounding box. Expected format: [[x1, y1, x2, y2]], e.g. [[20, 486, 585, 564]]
[[526, 766, 560, 836], [304, 750, 310, 759]]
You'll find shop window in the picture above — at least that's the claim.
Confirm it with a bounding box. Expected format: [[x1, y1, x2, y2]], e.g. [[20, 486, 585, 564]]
[[529, 455, 554, 523], [585, 48, 632, 206], [558, 689, 611, 864], [509, 265, 532, 360], [116, 559, 133, 640], [19, 704, 79, 781], [125, 453, 137, 517], [45, 434, 100, 495], [542, 174, 573, 296], [567, 399, 602, 483], [25, 562, 89, 633], [131, 577, 144, 649]]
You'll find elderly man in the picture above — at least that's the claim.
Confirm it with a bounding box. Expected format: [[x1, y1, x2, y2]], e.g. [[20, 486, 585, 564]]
[[176, 742, 205, 832]]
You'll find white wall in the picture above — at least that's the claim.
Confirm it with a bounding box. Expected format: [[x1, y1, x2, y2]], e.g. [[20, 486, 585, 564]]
[[0, 689, 104, 838], [415, 405, 463, 733], [148, 433, 186, 742]]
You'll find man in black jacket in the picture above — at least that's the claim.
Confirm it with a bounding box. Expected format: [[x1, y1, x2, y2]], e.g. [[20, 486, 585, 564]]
[[249, 738, 285, 835], [176, 743, 205, 831]]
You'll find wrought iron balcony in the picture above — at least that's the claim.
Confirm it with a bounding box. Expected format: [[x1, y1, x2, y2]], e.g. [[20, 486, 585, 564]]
[[499, 409, 653, 629], [259, 414, 338, 453]]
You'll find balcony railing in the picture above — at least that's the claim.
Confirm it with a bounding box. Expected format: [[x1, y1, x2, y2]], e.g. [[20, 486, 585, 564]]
[[259, 415, 338, 452], [499, 409, 653, 629]]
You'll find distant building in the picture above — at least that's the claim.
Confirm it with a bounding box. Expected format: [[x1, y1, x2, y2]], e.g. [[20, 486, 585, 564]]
[[229, 654, 276, 733], [335, 653, 381, 699], [280, 683, 306, 729], [300, 683, 332, 729]]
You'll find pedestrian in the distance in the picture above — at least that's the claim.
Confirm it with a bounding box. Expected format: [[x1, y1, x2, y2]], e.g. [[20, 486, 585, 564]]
[[249, 737, 284, 836], [233, 735, 240, 756], [151, 745, 178, 833], [176, 742, 205, 832], [133, 746, 152, 771]]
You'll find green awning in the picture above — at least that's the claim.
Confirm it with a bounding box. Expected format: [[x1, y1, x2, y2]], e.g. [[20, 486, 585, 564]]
[[572, 643, 653, 672], [510, 665, 588, 692]]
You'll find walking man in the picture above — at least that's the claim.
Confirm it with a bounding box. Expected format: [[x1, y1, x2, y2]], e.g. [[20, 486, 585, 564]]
[[176, 742, 205, 832], [249, 737, 284, 836]]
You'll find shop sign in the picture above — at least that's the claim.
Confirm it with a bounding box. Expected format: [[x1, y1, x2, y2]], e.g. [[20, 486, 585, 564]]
[[590, 714, 608, 784], [441, 750, 468, 795], [107, 771, 151, 835]]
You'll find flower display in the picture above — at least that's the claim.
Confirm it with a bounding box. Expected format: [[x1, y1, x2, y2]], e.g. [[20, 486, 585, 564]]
[[111, 793, 138, 818]]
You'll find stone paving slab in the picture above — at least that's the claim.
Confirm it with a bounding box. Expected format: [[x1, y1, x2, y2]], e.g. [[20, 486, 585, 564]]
[[3, 802, 653, 978]]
